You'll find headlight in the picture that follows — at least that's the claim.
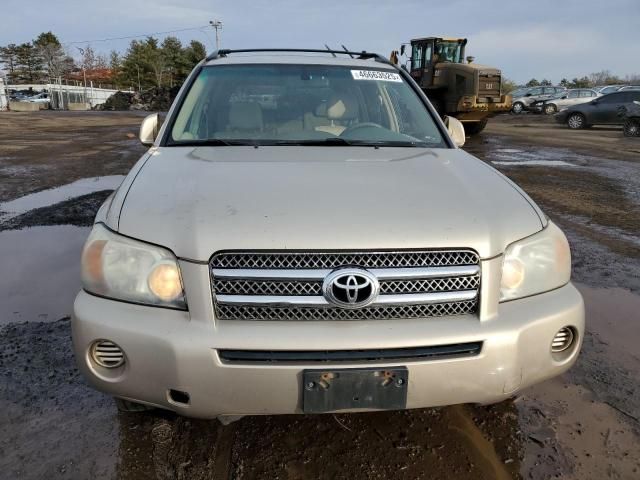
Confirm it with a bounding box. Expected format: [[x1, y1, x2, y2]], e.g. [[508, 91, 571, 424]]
[[81, 223, 187, 309], [500, 222, 571, 302]]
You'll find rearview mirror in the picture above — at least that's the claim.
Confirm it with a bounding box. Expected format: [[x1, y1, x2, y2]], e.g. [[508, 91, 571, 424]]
[[139, 113, 160, 146], [444, 116, 466, 147]]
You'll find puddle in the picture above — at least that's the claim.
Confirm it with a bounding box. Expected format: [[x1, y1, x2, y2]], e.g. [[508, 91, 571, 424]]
[[0, 225, 89, 323], [516, 284, 640, 479], [577, 283, 640, 368], [492, 160, 576, 167], [494, 148, 523, 154], [0, 175, 124, 220]]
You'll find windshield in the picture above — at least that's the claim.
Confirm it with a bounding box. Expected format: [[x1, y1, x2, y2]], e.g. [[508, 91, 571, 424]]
[[434, 41, 463, 63], [169, 64, 446, 147]]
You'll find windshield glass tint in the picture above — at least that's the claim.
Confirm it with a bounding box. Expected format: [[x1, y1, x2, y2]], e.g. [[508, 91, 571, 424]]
[[170, 64, 446, 147]]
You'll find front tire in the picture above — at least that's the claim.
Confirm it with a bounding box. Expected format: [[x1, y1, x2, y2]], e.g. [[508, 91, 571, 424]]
[[544, 104, 557, 115], [567, 113, 586, 129], [512, 102, 524, 114], [623, 119, 640, 137], [463, 118, 488, 135]]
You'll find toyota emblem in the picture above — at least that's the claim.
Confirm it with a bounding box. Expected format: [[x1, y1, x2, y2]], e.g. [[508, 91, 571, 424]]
[[323, 268, 380, 309]]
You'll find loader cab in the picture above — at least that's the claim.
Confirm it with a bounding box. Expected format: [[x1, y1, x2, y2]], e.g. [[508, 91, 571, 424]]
[[405, 37, 467, 88]]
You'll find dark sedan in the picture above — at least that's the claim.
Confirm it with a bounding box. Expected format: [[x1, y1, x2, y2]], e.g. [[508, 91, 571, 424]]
[[555, 91, 640, 129]]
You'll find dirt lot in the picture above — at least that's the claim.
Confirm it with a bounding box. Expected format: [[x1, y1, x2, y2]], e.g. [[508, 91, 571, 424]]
[[1, 111, 639, 479]]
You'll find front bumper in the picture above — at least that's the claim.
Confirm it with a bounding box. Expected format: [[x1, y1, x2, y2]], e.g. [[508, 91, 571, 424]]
[[454, 95, 512, 121], [72, 263, 584, 419], [554, 111, 570, 123]]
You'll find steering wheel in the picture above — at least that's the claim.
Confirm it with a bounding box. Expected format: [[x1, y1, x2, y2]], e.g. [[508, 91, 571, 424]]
[[340, 122, 384, 136]]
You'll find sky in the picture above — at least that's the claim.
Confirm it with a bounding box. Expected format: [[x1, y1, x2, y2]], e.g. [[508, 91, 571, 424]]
[[1, 0, 638, 84]]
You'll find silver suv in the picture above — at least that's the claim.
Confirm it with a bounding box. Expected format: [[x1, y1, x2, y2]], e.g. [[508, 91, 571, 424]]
[[72, 49, 584, 420]]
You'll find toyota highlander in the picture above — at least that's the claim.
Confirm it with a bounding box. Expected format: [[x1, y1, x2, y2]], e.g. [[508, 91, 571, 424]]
[[72, 48, 584, 419]]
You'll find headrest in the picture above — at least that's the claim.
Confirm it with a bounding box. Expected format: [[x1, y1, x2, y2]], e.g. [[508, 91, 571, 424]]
[[228, 102, 263, 131], [326, 93, 358, 120]]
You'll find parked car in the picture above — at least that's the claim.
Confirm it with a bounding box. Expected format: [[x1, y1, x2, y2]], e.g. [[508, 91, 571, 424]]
[[595, 85, 624, 95], [511, 86, 566, 114], [555, 90, 640, 129], [530, 89, 600, 115], [9, 91, 30, 101], [622, 101, 640, 137], [27, 92, 50, 104], [72, 48, 584, 419], [508, 87, 532, 98]]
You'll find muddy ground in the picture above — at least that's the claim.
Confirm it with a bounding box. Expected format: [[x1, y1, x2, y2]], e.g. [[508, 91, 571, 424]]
[[1, 111, 639, 479]]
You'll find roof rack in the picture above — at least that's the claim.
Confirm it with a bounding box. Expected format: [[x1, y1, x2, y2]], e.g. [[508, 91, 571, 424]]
[[205, 48, 392, 65]]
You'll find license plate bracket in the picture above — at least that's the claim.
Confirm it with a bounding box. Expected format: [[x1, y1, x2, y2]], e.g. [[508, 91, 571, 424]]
[[302, 367, 408, 413]]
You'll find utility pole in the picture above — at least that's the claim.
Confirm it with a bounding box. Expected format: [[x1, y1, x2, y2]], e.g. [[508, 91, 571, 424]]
[[76, 47, 88, 106], [209, 20, 223, 50]]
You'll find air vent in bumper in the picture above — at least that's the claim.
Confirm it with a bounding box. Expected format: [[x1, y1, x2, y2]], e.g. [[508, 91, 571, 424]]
[[91, 340, 125, 368], [219, 342, 483, 363]]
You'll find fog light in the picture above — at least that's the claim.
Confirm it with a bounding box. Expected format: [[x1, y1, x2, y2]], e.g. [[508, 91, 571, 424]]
[[91, 340, 125, 368], [551, 327, 574, 353]]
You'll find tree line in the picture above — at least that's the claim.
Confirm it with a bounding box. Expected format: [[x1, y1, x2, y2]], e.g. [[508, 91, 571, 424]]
[[0, 31, 207, 90], [523, 70, 640, 89]]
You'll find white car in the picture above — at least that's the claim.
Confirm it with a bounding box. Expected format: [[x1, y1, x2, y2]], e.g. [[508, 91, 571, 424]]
[[72, 48, 584, 420]]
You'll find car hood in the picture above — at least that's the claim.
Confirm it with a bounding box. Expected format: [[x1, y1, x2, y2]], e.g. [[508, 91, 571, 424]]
[[113, 147, 544, 261]]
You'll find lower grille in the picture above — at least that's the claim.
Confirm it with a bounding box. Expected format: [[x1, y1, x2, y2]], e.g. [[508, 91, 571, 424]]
[[219, 341, 483, 363], [216, 299, 477, 321]]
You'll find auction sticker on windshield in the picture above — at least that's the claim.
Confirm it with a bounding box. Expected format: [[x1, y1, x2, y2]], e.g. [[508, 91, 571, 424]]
[[351, 70, 402, 82]]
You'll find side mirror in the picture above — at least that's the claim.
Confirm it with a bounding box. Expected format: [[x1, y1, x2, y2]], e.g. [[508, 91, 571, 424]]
[[139, 113, 160, 146], [444, 116, 466, 147], [400, 45, 406, 56], [525, 93, 532, 97], [591, 99, 599, 105]]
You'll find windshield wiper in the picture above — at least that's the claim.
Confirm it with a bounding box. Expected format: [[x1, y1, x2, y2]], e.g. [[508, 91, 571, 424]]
[[272, 138, 354, 146], [348, 140, 432, 148], [170, 139, 257, 147]]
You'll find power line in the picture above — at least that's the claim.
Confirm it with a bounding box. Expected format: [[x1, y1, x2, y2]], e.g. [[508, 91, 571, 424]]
[[64, 25, 211, 46]]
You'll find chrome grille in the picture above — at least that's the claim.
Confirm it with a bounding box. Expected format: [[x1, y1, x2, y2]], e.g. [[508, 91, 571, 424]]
[[214, 275, 480, 297], [216, 299, 478, 321], [211, 250, 480, 321], [211, 250, 479, 269], [379, 275, 480, 294], [215, 279, 323, 296]]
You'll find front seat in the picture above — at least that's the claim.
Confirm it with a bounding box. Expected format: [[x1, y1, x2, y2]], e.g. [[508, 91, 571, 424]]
[[315, 92, 359, 136], [226, 102, 264, 136]]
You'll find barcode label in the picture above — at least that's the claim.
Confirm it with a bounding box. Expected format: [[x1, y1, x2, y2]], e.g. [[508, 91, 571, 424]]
[[351, 70, 402, 82]]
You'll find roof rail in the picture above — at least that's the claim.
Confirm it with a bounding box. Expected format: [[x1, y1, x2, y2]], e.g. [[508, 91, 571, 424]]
[[205, 48, 392, 65]]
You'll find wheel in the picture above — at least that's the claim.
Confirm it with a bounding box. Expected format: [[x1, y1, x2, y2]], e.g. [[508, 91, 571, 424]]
[[623, 119, 640, 137], [567, 113, 586, 129], [512, 102, 524, 114], [463, 118, 488, 135], [115, 398, 155, 413], [544, 104, 557, 115]]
